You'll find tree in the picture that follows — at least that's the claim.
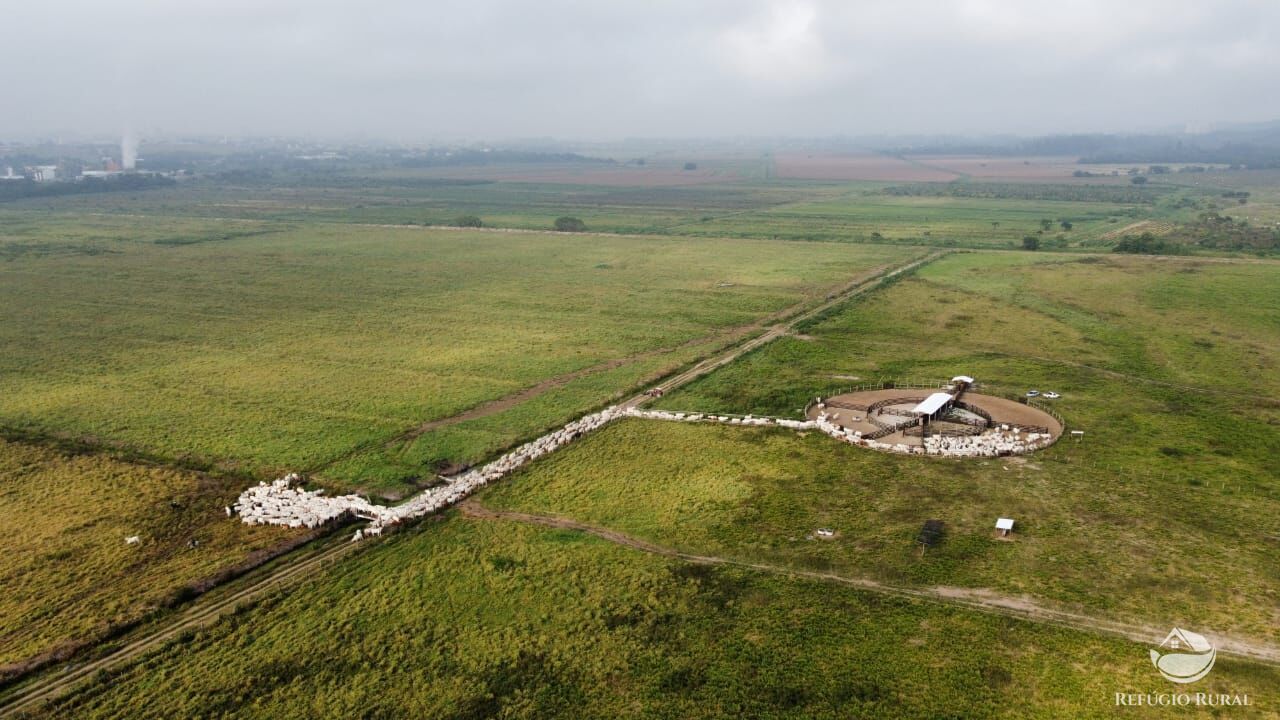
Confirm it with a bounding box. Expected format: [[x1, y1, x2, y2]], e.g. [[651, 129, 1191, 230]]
[[553, 216, 586, 232], [683, 162, 697, 171], [1130, 176, 1148, 185], [1040, 219, 1053, 231], [1060, 220, 1073, 231], [1022, 235, 1040, 251], [453, 215, 482, 228]]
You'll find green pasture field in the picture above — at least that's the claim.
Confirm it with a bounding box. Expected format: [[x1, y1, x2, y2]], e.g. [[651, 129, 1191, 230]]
[[475, 250, 1278, 639], [0, 437, 289, 670], [7, 166, 1276, 256], [661, 251, 1280, 412], [0, 216, 911, 489], [0, 177, 843, 236], [34, 517, 1280, 719], [322, 335, 735, 493], [682, 194, 1154, 246]]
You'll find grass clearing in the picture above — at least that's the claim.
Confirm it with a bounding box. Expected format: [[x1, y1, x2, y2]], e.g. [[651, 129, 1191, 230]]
[[0, 437, 290, 670], [472, 251, 1280, 640], [0, 219, 909, 484], [33, 516, 1280, 719]]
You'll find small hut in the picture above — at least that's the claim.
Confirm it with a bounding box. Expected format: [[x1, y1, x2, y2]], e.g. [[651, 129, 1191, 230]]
[[917, 519, 945, 550]]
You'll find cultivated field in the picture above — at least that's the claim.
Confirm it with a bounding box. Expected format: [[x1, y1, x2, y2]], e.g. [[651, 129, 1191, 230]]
[[773, 153, 958, 182], [0, 437, 289, 672], [29, 517, 1280, 719], [685, 193, 1145, 245]]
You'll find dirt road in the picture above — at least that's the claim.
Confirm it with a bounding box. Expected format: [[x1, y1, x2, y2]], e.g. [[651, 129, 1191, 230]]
[[460, 502, 1280, 666], [0, 538, 360, 717], [0, 250, 945, 716]]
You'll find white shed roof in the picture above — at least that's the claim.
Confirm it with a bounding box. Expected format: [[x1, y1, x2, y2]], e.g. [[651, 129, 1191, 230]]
[[913, 392, 953, 416], [951, 375, 974, 384], [995, 517, 1015, 530]]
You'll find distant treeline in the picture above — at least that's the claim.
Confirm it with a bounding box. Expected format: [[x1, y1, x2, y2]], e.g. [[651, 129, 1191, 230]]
[[398, 149, 613, 168], [881, 182, 1170, 204], [1080, 144, 1280, 168], [0, 174, 176, 203], [891, 123, 1280, 169]]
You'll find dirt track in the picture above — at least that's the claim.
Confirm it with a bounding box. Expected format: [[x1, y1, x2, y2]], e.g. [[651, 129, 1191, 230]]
[[0, 538, 360, 717], [391, 259, 907, 441], [313, 254, 935, 480], [0, 250, 946, 716], [460, 502, 1280, 666]]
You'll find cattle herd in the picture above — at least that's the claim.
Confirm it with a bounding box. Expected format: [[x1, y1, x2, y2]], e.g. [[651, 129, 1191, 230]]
[[813, 412, 1053, 457], [233, 405, 628, 536], [231, 402, 1053, 536]]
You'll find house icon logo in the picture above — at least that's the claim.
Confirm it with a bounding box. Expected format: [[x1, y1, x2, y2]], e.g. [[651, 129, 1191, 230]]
[[1150, 628, 1216, 684]]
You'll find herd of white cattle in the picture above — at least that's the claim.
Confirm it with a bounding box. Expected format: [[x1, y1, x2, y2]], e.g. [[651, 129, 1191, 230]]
[[233, 405, 628, 536], [813, 412, 1054, 457], [231, 403, 1054, 538]]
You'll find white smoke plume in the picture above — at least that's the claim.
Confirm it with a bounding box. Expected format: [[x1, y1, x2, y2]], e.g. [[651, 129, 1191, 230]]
[[121, 131, 138, 170]]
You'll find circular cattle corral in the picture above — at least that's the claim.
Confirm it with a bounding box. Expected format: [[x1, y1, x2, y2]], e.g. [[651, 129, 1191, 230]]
[[808, 388, 1063, 457]]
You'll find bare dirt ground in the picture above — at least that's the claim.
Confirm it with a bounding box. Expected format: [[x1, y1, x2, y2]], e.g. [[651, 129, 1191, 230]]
[[809, 390, 1063, 446], [389, 163, 738, 186], [773, 153, 959, 182], [912, 155, 1086, 181], [460, 501, 1280, 665]]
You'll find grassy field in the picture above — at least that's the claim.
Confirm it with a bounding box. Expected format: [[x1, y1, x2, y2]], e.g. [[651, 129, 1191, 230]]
[[0, 216, 909, 491], [32, 516, 1280, 719], [476, 251, 1280, 642], [0, 437, 289, 671], [681, 194, 1148, 246], [6, 167, 1280, 716], [6, 164, 1275, 256], [659, 251, 1280, 410]]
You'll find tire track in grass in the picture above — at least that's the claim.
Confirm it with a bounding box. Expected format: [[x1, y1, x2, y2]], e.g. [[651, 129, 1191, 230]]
[[0, 538, 359, 718], [460, 501, 1280, 666], [312, 251, 942, 473], [0, 251, 947, 714]]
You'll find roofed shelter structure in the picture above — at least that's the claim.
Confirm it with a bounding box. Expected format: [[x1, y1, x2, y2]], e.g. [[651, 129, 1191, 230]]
[[912, 392, 955, 425]]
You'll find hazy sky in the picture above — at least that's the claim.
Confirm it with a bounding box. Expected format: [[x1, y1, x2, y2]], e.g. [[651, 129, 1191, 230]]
[[7, 0, 1280, 141]]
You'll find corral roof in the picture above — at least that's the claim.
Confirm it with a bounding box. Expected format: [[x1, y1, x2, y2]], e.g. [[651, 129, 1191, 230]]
[[995, 517, 1014, 531], [913, 392, 953, 416], [951, 375, 974, 384]]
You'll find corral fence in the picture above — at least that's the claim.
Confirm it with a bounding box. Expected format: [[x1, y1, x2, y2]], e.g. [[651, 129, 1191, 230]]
[[1025, 398, 1068, 450], [801, 379, 1071, 449], [865, 417, 926, 440], [804, 378, 951, 418], [903, 423, 982, 438], [952, 400, 993, 424]]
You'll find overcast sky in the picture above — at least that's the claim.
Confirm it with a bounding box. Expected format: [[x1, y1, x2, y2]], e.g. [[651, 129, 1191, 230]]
[[6, 0, 1280, 142]]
